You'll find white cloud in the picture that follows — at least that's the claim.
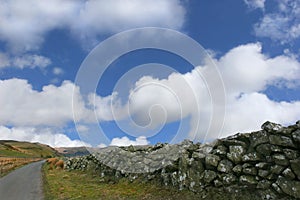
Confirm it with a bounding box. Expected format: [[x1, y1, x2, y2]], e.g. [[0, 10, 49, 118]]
[[0, 78, 92, 126], [0, 0, 78, 52], [110, 136, 149, 146], [222, 92, 300, 137], [0, 126, 91, 147], [93, 43, 300, 141], [89, 92, 127, 122], [52, 67, 64, 75], [254, 0, 300, 43], [12, 54, 51, 69], [244, 0, 266, 9], [0, 0, 185, 52], [219, 43, 300, 95], [1, 43, 300, 144], [0, 52, 51, 69]]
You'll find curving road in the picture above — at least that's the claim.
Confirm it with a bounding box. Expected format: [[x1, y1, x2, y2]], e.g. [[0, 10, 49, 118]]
[[0, 160, 45, 200]]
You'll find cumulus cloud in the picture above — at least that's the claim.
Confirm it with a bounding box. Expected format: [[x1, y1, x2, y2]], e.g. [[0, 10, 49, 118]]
[[254, 0, 300, 43], [92, 43, 300, 141], [0, 52, 51, 69], [110, 136, 149, 146], [222, 92, 300, 137], [0, 0, 185, 52], [244, 0, 266, 9], [1, 43, 300, 144], [219, 43, 300, 95], [0, 126, 90, 147], [0, 79, 92, 126]]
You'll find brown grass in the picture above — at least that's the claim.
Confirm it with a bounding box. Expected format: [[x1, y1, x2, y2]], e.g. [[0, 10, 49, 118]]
[[0, 157, 42, 177]]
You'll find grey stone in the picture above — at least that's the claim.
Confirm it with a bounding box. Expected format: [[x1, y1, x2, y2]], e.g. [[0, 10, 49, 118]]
[[227, 145, 245, 163], [242, 152, 261, 162], [243, 167, 257, 176], [213, 145, 227, 156], [217, 159, 233, 173], [283, 149, 299, 160], [261, 121, 283, 133], [250, 131, 269, 147], [242, 163, 252, 169], [255, 162, 269, 169], [270, 165, 285, 175], [269, 135, 296, 148], [256, 144, 272, 156], [266, 173, 277, 181], [213, 179, 223, 187], [272, 154, 289, 166], [205, 154, 220, 167], [192, 152, 205, 160], [199, 144, 214, 155], [232, 165, 242, 174], [270, 145, 282, 153], [201, 170, 217, 183], [239, 175, 258, 185], [276, 176, 300, 198], [221, 173, 237, 185], [290, 159, 300, 179], [222, 139, 247, 148], [292, 130, 300, 143], [257, 180, 272, 189], [272, 183, 282, 194], [282, 168, 296, 180], [258, 169, 269, 178]]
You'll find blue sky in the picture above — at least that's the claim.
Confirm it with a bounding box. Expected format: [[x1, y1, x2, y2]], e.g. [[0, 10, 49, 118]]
[[0, 0, 299, 147]]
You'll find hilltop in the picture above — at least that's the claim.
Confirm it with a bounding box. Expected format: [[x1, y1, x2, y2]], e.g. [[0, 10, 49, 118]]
[[0, 140, 59, 158]]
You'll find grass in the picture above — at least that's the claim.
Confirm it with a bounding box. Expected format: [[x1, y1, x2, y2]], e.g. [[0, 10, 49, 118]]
[[0, 140, 58, 158], [43, 165, 202, 200], [0, 140, 58, 177], [0, 157, 42, 177], [0, 149, 32, 157]]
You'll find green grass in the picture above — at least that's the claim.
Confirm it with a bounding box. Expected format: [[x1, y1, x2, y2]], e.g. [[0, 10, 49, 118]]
[[0, 140, 58, 158], [42, 165, 271, 200], [42, 165, 202, 200], [0, 149, 32, 157]]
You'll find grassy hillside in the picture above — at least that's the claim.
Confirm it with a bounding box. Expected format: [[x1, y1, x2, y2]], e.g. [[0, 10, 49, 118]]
[[0, 140, 59, 158]]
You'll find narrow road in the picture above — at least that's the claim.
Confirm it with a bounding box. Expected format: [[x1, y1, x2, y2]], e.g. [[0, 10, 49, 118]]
[[0, 160, 45, 200]]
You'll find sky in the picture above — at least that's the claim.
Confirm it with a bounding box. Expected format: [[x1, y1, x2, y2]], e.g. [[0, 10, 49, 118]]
[[0, 0, 300, 147]]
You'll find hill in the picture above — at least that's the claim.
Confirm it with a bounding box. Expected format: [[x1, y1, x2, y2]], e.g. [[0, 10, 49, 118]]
[[0, 140, 59, 158], [55, 147, 98, 157]]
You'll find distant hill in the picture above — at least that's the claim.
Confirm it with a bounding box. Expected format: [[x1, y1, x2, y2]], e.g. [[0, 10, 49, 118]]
[[55, 147, 99, 157], [0, 140, 60, 158]]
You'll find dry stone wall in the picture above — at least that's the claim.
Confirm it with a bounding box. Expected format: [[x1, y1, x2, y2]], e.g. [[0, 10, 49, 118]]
[[65, 121, 300, 199]]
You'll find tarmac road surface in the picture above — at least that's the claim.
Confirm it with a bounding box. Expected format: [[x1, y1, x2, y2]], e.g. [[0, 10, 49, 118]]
[[0, 160, 45, 200]]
